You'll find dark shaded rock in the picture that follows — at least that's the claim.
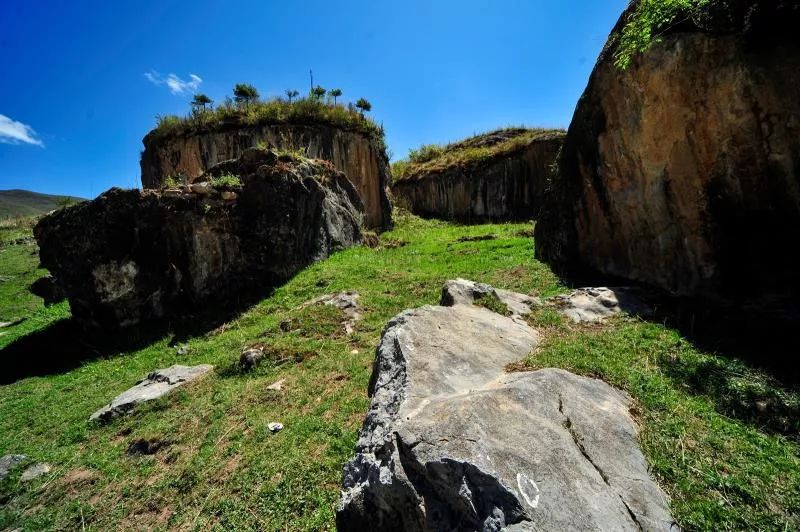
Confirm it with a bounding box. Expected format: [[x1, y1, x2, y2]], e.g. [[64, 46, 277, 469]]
[[392, 130, 564, 223], [90, 364, 214, 423], [338, 287, 676, 530], [141, 123, 392, 229], [0, 454, 27, 480], [535, 0, 800, 308], [30, 275, 66, 305], [34, 148, 363, 329], [126, 438, 170, 456]]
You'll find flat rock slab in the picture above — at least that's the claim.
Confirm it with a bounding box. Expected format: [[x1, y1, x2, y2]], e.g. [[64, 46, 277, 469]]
[[549, 287, 654, 323], [0, 454, 27, 480], [90, 364, 214, 423], [338, 295, 675, 530]]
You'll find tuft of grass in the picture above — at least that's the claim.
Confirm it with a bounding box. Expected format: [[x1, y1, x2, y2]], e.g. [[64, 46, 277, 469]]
[[149, 97, 386, 154], [392, 127, 564, 181], [474, 293, 511, 316], [210, 173, 242, 189]]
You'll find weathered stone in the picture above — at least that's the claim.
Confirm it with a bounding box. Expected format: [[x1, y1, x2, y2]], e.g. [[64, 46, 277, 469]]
[[141, 123, 392, 229], [240, 346, 266, 371], [440, 278, 541, 318], [392, 129, 564, 223], [20, 463, 51, 482], [304, 291, 362, 334], [89, 364, 214, 423], [548, 287, 655, 323], [34, 149, 363, 329], [536, 1, 800, 307], [338, 291, 675, 530], [0, 454, 27, 480]]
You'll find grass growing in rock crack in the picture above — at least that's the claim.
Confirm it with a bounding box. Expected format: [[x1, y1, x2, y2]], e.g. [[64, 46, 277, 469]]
[[1, 211, 798, 530]]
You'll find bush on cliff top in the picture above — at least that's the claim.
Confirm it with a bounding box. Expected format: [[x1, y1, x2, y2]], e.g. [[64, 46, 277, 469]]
[[149, 96, 386, 152], [392, 127, 564, 182]]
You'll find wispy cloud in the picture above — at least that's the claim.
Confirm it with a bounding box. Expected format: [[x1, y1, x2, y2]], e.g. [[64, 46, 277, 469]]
[[144, 70, 203, 95], [0, 114, 44, 147]]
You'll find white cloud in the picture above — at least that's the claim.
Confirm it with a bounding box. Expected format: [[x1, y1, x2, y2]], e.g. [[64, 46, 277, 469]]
[[144, 70, 203, 95], [0, 114, 44, 147]]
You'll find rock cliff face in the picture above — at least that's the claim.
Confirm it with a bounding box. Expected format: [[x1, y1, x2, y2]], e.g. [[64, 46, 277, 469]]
[[141, 123, 391, 229], [35, 148, 363, 329], [392, 130, 564, 223], [535, 1, 800, 304]]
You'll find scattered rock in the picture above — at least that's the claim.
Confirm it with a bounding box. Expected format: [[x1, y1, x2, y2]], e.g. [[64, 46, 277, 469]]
[[268, 422, 284, 433], [303, 291, 363, 334], [0, 454, 27, 480], [338, 292, 676, 530], [361, 231, 380, 248], [89, 364, 214, 423], [440, 278, 541, 319], [382, 239, 407, 249], [175, 344, 189, 356], [20, 463, 51, 482], [266, 379, 285, 391], [547, 287, 655, 323], [127, 438, 171, 456], [35, 148, 364, 329], [240, 347, 266, 371]]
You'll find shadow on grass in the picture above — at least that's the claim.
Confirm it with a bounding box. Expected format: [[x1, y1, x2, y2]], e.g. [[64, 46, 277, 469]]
[[0, 291, 274, 386]]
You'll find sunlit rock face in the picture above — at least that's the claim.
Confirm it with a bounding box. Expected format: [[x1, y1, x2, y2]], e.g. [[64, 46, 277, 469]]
[[535, 1, 800, 304], [35, 148, 364, 329], [140, 122, 392, 229], [392, 130, 564, 223]]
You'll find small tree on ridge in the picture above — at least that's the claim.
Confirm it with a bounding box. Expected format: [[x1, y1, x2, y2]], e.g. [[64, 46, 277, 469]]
[[355, 97, 372, 115], [233, 83, 260, 105], [329, 88, 342, 105], [285, 89, 299, 103], [191, 93, 213, 111]]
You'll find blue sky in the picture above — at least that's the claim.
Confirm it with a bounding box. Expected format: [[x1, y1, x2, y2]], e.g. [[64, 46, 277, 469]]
[[0, 0, 627, 199]]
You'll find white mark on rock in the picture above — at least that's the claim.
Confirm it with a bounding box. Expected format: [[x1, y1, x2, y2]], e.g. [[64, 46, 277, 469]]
[[517, 472, 540, 508]]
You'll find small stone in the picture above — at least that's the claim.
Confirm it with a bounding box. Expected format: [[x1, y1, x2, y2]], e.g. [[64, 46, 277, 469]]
[[220, 191, 238, 201], [350, 349, 359, 355], [0, 454, 27, 480], [240, 347, 265, 371], [190, 182, 212, 195], [20, 463, 51, 482], [266, 379, 285, 391], [175, 344, 189, 355], [268, 422, 284, 433]]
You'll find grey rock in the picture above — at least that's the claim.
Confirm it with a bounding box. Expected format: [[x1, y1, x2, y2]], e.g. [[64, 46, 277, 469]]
[[338, 300, 676, 531], [89, 364, 213, 423], [240, 347, 265, 371], [0, 454, 27, 480], [20, 462, 51, 482], [548, 287, 654, 323], [268, 422, 284, 433], [304, 291, 362, 334], [441, 278, 541, 319]]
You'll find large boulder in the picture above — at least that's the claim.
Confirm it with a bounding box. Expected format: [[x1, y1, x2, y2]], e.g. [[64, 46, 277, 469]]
[[535, 1, 800, 305], [338, 287, 676, 530], [392, 129, 564, 223], [35, 148, 363, 329], [141, 122, 392, 229]]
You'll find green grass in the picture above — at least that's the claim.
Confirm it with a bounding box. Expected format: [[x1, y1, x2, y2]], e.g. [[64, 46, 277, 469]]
[[148, 97, 386, 153], [392, 127, 564, 181], [1, 212, 798, 530]]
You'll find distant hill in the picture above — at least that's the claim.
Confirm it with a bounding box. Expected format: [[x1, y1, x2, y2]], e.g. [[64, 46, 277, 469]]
[[0, 189, 85, 219]]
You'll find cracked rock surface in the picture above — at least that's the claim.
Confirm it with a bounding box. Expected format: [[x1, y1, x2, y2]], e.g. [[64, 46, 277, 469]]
[[338, 285, 676, 531], [89, 364, 213, 423]]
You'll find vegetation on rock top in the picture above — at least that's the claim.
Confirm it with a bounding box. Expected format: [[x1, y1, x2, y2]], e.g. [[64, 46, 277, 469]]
[[147, 84, 385, 153], [391, 127, 564, 182], [1, 211, 798, 530]]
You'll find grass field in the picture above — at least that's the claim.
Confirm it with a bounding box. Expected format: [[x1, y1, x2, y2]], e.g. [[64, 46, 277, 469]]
[[1, 211, 798, 530]]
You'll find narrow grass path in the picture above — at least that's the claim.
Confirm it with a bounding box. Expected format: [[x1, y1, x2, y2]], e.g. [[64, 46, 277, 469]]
[[0, 212, 798, 530]]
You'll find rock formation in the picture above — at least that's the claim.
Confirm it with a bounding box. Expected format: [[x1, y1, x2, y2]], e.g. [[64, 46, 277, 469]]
[[338, 281, 676, 530], [90, 364, 214, 423], [141, 122, 392, 229], [35, 148, 363, 329], [392, 129, 564, 223], [535, 1, 800, 306]]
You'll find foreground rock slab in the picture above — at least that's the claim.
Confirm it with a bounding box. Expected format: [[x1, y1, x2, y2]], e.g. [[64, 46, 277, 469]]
[[338, 289, 675, 530], [90, 364, 213, 423], [35, 148, 364, 329]]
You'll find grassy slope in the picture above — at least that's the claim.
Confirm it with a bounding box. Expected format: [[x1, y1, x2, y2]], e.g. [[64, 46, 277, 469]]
[[0, 213, 798, 530], [0, 191, 84, 219]]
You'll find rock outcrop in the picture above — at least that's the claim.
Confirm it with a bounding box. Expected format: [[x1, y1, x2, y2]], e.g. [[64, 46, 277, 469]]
[[35, 148, 363, 329], [90, 364, 214, 423], [141, 123, 392, 229], [338, 282, 675, 530], [392, 129, 564, 223], [535, 1, 800, 306]]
